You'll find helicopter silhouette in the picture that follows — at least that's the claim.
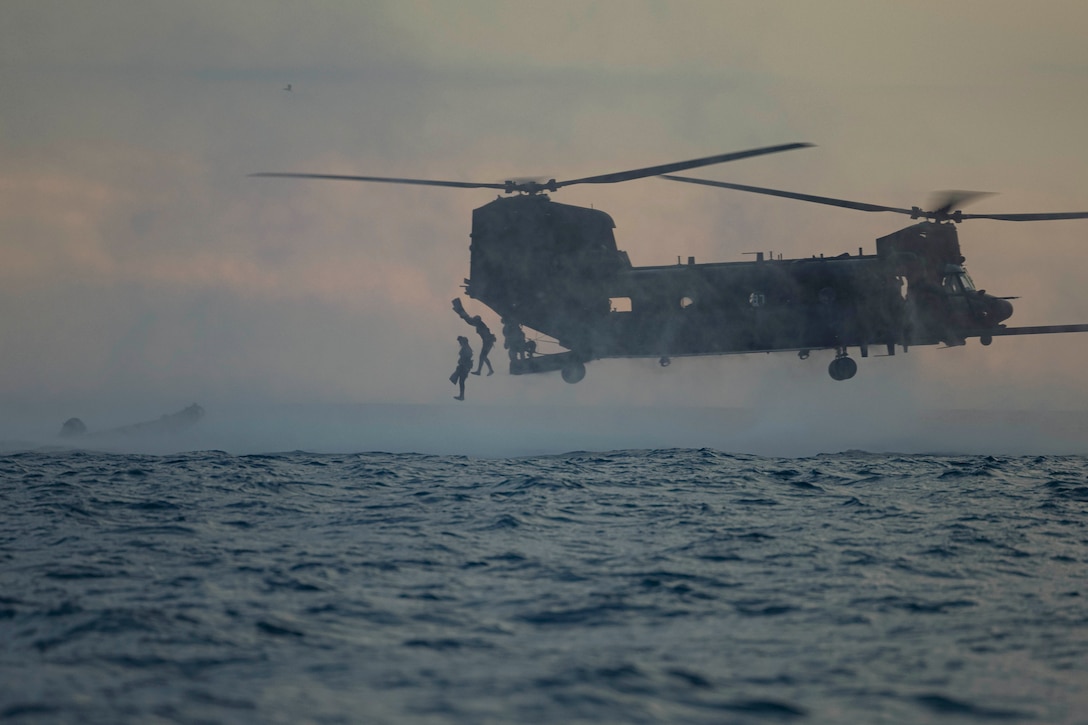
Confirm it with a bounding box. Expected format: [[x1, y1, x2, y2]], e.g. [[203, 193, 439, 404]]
[[252, 143, 1088, 382]]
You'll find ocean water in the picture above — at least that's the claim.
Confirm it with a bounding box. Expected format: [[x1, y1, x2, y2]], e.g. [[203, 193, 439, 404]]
[[2, 447, 1086, 724]]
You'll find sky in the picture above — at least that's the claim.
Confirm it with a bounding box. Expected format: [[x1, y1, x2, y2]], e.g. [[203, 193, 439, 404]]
[[3, 1, 1088, 451]]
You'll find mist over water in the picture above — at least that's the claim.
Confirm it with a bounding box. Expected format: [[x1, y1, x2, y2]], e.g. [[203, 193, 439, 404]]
[[2, 394, 1085, 458]]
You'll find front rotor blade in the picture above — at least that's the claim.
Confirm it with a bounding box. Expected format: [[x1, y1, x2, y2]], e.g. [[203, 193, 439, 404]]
[[554, 143, 813, 188], [931, 190, 993, 216], [249, 172, 508, 190], [661, 175, 1088, 224], [960, 211, 1088, 222], [660, 176, 916, 215]]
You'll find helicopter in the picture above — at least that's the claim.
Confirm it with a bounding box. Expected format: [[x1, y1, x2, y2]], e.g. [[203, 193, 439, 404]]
[[252, 143, 1088, 382]]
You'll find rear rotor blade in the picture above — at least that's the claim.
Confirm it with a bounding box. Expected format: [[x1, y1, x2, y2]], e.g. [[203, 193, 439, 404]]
[[660, 176, 916, 215], [251, 144, 812, 195], [249, 172, 509, 190], [555, 143, 813, 188]]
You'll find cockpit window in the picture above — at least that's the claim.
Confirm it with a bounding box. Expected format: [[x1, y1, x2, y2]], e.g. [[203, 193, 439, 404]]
[[942, 271, 976, 295]]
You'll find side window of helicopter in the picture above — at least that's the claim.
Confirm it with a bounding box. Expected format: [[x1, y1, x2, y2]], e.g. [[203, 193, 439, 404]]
[[680, 296, 695, 309], [748, 292, 766, 308], [959, 272, 977, 292], [610, 297, 632, 313]]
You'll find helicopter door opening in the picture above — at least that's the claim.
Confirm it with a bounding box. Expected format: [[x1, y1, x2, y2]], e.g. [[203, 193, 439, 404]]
[[610, 297, 632, 313]]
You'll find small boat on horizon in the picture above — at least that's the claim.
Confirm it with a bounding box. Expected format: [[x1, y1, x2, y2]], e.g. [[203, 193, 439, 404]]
[[59, 403, 205, 439]]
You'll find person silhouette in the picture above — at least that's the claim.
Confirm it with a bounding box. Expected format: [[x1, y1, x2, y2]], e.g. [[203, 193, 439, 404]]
[[503, 318, 527, 361], [452, 299, 495, 375], [450, 336, 473, 401], [469, 316, 495, 376]]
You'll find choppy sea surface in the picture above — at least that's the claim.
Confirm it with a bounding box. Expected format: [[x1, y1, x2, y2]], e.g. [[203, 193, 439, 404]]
[[2, 447, 1087, 724]]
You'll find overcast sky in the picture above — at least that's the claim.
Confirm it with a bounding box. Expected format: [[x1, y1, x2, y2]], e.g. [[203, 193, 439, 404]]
[[3, 1, 1088, 437]]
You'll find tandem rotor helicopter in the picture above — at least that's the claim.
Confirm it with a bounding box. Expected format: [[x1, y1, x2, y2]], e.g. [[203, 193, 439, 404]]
[[252, 142, 1088, 382]]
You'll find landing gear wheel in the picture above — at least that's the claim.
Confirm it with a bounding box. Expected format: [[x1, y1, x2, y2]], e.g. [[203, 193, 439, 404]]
[[828, 356, 857, 381], [561, 361, 586, 384]]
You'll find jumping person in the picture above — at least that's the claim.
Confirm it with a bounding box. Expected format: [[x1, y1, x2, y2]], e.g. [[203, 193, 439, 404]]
[[450, 335, 473, 401], [452, 298, 495, 376], [469, 316, 495, 376]]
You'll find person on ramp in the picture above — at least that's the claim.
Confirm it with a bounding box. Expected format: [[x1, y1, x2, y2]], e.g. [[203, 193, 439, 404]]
[[452, 298, 495, 376], [502, 318, 536, 361], [450, 335, 473, 401]]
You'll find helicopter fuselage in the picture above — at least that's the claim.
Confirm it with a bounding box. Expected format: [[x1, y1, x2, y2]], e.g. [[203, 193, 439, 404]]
[[465, 194, 1015, 381]]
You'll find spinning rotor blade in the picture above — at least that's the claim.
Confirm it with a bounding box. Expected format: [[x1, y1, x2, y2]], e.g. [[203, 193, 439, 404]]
[[251, 142, 813, 195], [662, 176, 1088, 223], [930, 190, 993, 217], [958, 211, 1088, 222], [554, 143, 813, 189], [660, 177, 916, 215], [248, 172, 508, 190]]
